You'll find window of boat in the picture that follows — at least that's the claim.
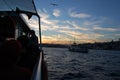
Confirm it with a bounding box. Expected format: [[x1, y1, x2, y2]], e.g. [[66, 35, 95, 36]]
[[20, 14, 39, 41]]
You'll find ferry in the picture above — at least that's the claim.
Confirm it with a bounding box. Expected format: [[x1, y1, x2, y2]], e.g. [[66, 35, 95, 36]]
[[0, 0, 48, 80], [69, 43, 89, 53]]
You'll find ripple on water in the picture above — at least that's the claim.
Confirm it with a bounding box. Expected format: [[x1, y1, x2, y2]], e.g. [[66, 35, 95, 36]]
[[60, 71, 92, 80], [43, 48, 120, 80]]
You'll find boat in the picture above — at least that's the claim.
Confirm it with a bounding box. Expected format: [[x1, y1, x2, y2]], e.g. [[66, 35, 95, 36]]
[[0, 0, 48, 80], [69, 43, 89, 53]]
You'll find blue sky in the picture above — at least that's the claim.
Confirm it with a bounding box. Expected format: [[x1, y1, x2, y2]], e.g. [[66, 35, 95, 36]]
[[30, 0, 120, 44]]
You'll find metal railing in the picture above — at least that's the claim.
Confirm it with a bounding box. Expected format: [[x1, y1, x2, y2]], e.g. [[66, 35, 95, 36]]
[[31, 51, 43, 80]]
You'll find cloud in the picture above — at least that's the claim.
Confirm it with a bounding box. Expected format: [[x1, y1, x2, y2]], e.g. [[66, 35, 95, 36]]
[[53, 9, 61, 17], [21, 8, 119, 44], [38, 9, 90, 32], [83, 17, 108, 27], [115, 34, 120, 36], [66, 21, 89, 30], [58, 28, 106, 43], [42, 35, 70, 44], [93, 26, 119, 32], [68, 8, 91, 18], [59, 29, 89, 40], [83, 21, 101, 26], [37, 9, 60, 31], [38, 9, 50, 19], [20, 14, 39, 30], [28, 9, 104, 43]]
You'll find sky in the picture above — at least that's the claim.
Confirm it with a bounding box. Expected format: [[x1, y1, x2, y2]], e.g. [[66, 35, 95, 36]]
[[29, 0, 120, 44]]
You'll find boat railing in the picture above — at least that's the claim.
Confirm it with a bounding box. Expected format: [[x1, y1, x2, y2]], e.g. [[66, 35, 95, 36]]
[[31, 51, 43, 80]]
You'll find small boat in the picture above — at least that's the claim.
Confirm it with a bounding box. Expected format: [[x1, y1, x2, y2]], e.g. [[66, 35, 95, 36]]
[[0, 0, 48, 80], [69, 43, 88, 53]]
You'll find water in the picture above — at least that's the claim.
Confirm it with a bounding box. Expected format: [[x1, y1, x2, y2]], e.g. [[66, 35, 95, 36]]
[[43, 47, 120, 80]]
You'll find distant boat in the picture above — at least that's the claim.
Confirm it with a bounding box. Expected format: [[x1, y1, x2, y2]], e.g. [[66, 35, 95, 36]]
[[68, 43, 88, 53]]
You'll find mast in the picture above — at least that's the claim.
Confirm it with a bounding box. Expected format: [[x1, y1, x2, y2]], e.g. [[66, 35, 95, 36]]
[[32, 0, 42, 50], [38, 15, 42, 50]]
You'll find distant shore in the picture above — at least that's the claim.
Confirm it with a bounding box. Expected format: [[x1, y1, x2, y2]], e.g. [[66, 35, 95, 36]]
[[42, 43, 67, 48], [41, 40, 120, 51]]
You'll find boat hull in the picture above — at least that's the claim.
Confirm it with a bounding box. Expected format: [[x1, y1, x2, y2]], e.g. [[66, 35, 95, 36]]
[[68, 45, 88, 53]]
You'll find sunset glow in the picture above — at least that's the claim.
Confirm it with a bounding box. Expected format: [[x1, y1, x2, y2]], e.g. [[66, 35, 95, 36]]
[[24, 0, 120, 44]]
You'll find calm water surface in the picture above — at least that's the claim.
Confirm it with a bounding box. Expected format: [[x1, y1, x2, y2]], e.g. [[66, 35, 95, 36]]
[[43, 47, 120, 80]]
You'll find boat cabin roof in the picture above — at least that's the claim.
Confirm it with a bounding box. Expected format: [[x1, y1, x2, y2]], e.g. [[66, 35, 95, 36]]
[[0, 0, 37, 15], [0, 11, 31, 34]]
